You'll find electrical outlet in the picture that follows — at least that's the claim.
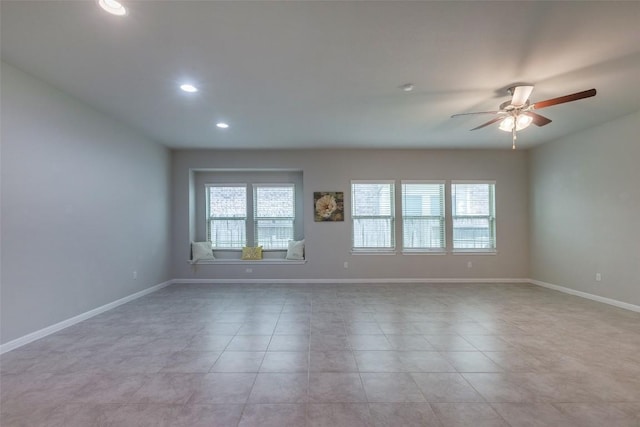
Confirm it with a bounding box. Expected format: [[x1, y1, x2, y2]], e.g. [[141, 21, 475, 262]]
[[344, 262, 349, 269], [133, 270, 137, 280], [245, 268, 253, 273], [595, 273, 602, 282], [467, 261, 473, 268]]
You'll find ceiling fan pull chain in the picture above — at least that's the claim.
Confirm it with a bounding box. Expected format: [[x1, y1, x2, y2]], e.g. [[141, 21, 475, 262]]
[[512, 127, 517, 150]]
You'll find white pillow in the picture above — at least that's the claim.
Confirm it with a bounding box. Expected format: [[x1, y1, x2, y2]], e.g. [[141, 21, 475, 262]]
[[191, 241, 215, 262], [286, 239, 305, 260]]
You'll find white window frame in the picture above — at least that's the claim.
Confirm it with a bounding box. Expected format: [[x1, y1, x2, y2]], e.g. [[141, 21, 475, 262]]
[[253, 183, 295, 250], [206, 184, 247, 249], [351, 180, 396, 253], [401, 180, 446, 253], [451, 180, 496, 253]]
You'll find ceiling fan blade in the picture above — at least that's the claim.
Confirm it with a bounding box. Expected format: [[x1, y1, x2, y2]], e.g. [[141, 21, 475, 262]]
[[526, 112, 552, 127], [532, 88, 597, 110], [451, 111, 501, 118], [511, 85, 534, 107], [470, 116, 504, 131]]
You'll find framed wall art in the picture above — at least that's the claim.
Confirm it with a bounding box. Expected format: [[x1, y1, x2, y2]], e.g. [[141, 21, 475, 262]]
[[314, 191, 344, 222]]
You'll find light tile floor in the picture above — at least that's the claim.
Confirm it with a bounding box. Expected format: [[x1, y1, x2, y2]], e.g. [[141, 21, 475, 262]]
[[2, 282, 640, 426]]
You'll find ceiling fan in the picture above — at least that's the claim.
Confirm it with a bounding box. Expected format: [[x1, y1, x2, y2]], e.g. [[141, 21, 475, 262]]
[[451, 85, 597, 149]]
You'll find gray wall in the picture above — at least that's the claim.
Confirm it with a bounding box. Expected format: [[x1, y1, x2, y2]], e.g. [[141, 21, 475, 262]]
[[172, 149, 530, 280], [530, 111, 640, 306], [0, 62, 172, 344]]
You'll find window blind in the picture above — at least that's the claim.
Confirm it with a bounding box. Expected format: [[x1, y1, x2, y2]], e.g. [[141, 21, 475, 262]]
[[207, 184, 247, 249], [451, 181, 496, 249], [401, 181, 445, 250], [351, 181, 395, 250], [254, 184, 295, 249]]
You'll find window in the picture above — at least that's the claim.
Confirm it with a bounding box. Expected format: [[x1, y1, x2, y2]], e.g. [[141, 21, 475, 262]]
[[402, 181, 445, 251], [206, 184, 247, 249], [352, 181, 395, 251], [206, 183, 296, 250], [451, 181, 496, 250], [254, 184, 295, 249]]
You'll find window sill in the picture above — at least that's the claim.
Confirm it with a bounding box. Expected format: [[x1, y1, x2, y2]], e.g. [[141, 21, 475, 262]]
[[451, 249, 497, 255], [350, 250, 397, 256], [210, 249, 287, 253], [401, 250, 447, 255], [188, 259, 307, 265]]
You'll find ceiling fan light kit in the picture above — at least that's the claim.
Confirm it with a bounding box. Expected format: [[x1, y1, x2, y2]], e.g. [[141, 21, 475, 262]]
[[451, 86, 597, 149], [498, 114, 533, 132]]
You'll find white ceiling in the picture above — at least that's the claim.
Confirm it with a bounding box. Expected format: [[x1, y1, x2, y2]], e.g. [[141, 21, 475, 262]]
[[1, 1, 639, 150]]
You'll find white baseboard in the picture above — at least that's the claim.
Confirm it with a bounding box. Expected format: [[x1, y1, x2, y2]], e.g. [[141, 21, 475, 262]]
[[0, 280, 173, 355], [171, 278, 530, 285], [529, 279, 640, 313]]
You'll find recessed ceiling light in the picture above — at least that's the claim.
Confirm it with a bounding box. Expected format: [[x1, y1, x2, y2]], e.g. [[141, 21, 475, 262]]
[[180, 84, 198, 93], [97, 0, 127, 16], [216, 122, 229, 129], [400, 83, 415, 92]]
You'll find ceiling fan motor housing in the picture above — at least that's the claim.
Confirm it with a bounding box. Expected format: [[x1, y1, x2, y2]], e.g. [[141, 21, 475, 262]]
[[499, 100, 530, 111]]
